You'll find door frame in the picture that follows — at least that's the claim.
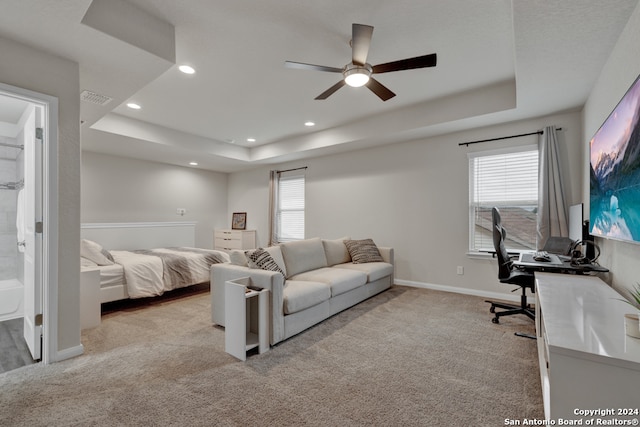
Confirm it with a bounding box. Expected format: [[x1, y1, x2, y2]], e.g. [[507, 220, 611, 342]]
[[0, 82, 58, 364]]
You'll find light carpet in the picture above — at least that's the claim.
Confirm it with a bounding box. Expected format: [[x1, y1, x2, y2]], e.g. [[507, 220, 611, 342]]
[[0, 285, 543, 426]]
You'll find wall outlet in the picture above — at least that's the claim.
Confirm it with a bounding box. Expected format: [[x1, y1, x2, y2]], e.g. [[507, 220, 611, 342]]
[[177, 208, 186, 216], [456, 266, 464, 275]]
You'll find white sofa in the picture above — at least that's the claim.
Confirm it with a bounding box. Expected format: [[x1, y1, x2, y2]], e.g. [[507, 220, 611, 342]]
[[211, 237, 394, 345]]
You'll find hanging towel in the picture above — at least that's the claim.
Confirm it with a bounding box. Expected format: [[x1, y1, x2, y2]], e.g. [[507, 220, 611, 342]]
[[16, 189, 25, 253]]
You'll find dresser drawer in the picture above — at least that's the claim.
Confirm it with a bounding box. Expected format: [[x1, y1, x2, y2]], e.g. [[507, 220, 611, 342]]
[[215, 230, 243, 240], [214, 229, 256, 251], [215, 237, 243, 250]]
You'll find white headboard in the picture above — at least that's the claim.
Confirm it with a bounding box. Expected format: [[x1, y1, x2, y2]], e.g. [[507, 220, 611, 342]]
[[81, 222, 197, 250]]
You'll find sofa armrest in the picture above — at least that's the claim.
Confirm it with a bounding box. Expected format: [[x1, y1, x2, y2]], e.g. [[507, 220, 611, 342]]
[[210, 264, 286, 345], [378, 247, 394, 265]]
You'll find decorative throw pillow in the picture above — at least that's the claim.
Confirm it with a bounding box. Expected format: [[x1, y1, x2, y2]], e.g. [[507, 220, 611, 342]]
[[80, 239, 115, 266], [245, 248, 285, 276], [229, 250, 248, 266], [344, 239, 384, 264]]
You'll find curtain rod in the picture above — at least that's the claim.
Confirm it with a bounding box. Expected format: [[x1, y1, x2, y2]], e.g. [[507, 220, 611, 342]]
[[275, 166, 308, 173], [458, 128, 562, 147]]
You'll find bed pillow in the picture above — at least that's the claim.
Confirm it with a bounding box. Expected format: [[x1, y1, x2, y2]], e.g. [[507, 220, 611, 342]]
[[81, 239, 115, 266], [246, 248, 285, 277], [344, 239, 384, 264], [322, 236, 351, 266], [80, 257, 99, 268]]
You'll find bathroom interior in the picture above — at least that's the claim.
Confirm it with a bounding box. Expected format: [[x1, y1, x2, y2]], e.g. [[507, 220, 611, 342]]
[[0, 96, 34, 373]]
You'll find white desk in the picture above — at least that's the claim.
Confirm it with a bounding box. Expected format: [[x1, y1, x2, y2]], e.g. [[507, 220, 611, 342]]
[[535, 273, 640, 421]]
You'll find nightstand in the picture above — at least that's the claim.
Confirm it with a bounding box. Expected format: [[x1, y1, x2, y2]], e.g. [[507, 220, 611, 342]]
[[224, 277, 269, 361]]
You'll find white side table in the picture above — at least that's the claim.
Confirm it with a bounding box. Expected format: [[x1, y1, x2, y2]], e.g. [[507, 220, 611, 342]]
[[225, 277, 269, 361], [80, 268, 101, 330]]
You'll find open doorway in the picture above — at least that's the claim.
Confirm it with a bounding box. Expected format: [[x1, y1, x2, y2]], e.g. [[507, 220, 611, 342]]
[[0, 89, 47, 373]]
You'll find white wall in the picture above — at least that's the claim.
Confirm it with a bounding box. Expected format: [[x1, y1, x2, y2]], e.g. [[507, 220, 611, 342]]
[[0, 36, 81, 356], [583, 1, 640, 294], [228, 110, 583, 297], [81, 151, 228, 248]]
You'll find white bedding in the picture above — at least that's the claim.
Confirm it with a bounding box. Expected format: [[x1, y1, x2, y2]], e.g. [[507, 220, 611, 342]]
[[82, 247, 230, 300], [110, 250, 164, 298], [96, 264, 125, 288]]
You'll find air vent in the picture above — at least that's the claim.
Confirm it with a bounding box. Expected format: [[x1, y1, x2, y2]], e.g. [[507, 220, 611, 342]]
[[80, 90, 113, 106]]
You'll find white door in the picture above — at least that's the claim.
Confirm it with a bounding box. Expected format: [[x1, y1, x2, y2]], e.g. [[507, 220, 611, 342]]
[[22, 105, 43, 360]]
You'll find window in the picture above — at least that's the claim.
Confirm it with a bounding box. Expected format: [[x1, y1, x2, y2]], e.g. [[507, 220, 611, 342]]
[[274, 170, 305, 242], [468, 145, 539, 253]]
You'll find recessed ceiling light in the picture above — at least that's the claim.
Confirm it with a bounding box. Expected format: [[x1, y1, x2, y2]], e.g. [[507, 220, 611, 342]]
[[127, 102, 141, 110], [189, 162, 198, 166], [304, 121, 315, 127], [247, 138, 256, 143], [178, 65, 195, 74]]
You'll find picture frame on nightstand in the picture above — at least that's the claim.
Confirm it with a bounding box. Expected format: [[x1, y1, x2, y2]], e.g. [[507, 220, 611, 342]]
[[232, 212, 247, 230]]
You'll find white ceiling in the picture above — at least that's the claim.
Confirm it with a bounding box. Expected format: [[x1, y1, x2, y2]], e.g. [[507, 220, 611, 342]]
[[0, 0, 637, 172]]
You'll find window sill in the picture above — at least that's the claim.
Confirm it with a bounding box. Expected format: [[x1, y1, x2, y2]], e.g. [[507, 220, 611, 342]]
[[466, 251, 494, 260]]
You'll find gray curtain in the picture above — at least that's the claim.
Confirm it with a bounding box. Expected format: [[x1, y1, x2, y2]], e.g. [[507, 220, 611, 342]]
[[268, 170, 278, 246], [537, 125, 569, 248]]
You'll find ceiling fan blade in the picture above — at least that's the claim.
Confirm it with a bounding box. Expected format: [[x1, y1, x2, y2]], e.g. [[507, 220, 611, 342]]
[[372, 53, 437, 74], [315, 80, 346, 100], [365, 77, 396, 101], [351, 23, 374, 66], [285, 61, 343, 73]]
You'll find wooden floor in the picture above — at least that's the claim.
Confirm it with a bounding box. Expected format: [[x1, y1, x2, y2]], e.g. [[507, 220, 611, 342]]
[[0, 318, 36, 374]]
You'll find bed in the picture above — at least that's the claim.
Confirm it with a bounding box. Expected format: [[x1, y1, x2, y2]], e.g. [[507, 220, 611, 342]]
[[80, 222, 230, 303]]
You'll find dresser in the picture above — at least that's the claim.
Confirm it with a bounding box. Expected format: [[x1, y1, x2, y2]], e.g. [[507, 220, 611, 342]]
[[214, 229, 256, 251], [535, 272, 640, 422]]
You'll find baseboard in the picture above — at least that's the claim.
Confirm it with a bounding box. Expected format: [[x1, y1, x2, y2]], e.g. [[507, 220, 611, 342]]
[[394, 279, 524, 303], [54, 344, 84, 362]]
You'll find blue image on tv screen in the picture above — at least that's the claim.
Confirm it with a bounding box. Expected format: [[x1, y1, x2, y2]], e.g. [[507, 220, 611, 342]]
[[590, 74, 640, 244]]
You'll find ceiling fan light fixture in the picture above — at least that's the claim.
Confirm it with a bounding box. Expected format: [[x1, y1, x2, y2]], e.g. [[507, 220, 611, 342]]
[[344, 63, 372, 87]]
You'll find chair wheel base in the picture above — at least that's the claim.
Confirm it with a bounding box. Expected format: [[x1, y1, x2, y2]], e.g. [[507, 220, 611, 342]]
[[492, 317, 499, 324]]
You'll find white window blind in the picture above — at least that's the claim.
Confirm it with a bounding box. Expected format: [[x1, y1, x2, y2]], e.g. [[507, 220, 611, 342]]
[[468, 145, 539, 252], [276, 171, 305, 242]]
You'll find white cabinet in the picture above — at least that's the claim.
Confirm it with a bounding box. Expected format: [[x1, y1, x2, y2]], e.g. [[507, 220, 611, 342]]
[[224, 277, 269, 361], [535, 273, 640, 422], [214, 229, 256, 251]]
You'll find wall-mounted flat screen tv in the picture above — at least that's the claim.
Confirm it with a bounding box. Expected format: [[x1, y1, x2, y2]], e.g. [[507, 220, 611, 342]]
[[589, 74, 640, 244]]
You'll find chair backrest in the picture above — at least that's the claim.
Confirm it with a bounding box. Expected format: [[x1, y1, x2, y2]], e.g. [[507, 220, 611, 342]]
[[492, 207, 513, 280]]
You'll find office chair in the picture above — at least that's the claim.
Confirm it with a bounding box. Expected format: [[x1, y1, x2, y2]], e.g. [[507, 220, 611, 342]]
[[486, 207, 535, 324]]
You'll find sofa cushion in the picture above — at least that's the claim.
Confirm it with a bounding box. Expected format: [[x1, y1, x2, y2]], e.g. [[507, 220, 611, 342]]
[[246, 248, 285, 277], [280, 238, 328, 278], [333, 262, 394, 283], [344, 239, 384, 263], [283, 280, 330, 315], [290, 267, 367, 297], [322, 237, 351, 266]]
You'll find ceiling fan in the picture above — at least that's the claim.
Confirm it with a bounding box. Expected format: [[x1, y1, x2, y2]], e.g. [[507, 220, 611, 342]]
[[285, 23, 437, 101]]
